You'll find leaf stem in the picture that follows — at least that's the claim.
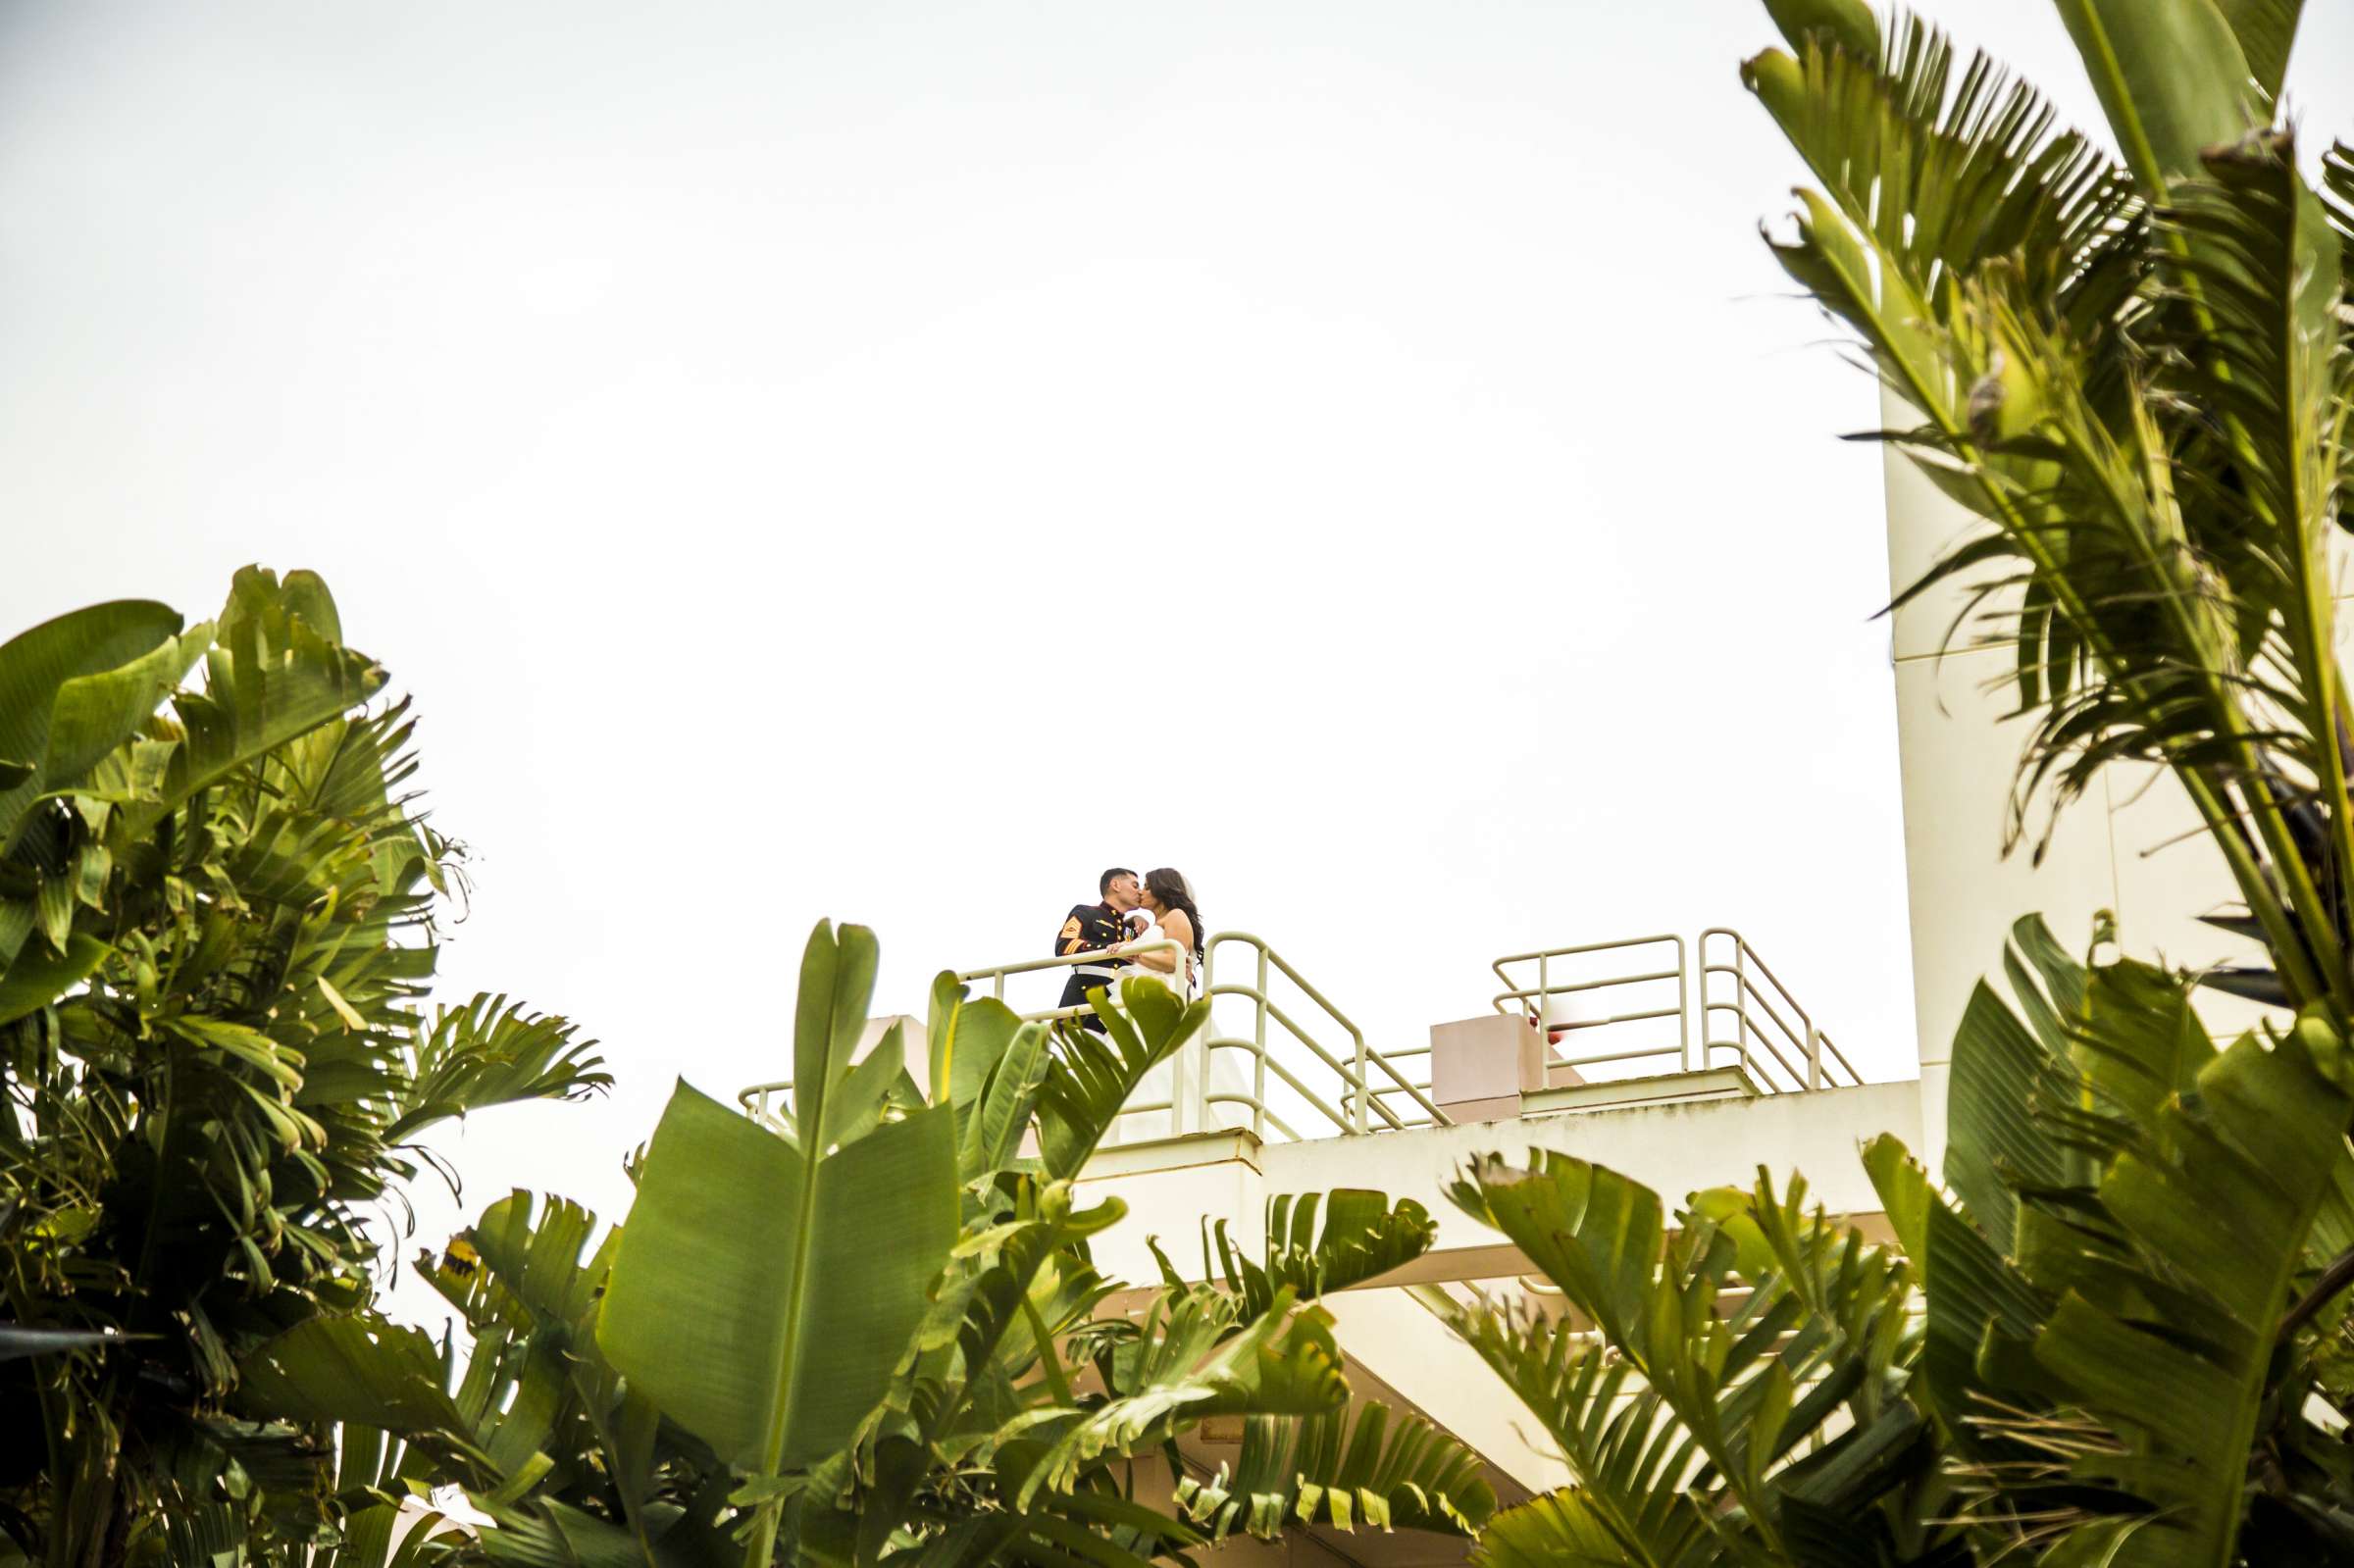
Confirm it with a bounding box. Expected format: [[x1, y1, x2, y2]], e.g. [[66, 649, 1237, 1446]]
[[2278, 1243, 2354, 1342], [1021, 1293, 1077, 1411]]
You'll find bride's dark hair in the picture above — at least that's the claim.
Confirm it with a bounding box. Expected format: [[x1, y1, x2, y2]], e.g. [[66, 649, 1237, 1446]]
[[1144, 868, 1203, 960]]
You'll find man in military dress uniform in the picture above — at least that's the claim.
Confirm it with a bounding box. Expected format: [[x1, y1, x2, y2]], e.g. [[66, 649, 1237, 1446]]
[[1055, 868, 1145, 1030]]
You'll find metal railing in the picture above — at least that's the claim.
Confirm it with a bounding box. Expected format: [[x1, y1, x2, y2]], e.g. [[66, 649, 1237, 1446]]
[[1201, 932, 1450, 1140], [953, 933, 1447, 1143], [740, 1080, 793, 1132], [1492, 928, 1859, 1096], [1491, 935, 1690, 1079], [958, 939, 1189, 1135], [955, 939, 1186, 1023], [739, 925, 1858, 1146], [1697, 929, 1862, 1092]]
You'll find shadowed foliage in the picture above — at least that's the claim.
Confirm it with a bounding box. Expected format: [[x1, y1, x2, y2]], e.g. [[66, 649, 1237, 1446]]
[[0, 569, 607, 1565]]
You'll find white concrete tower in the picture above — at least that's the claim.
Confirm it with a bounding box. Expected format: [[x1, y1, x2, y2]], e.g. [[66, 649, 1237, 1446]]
[[1877, 386, 2268, 1174]]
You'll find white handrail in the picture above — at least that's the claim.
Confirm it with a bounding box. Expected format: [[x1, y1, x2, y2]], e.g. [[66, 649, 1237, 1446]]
[[1493, 929, 1860, 1096], [957, 932, 1445, 1141], [1492, 934, 1689, 1080], [1697, 928, 1862, 1092], [742, 925, 1861, 1144], [955, 940, 1185, 1022]]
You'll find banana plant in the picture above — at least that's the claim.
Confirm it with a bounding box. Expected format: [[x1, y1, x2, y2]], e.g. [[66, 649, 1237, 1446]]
[[0, 571, 608, 1567], [596, 922, 963, 1562], [1857, 918, 2354, 1564], [242, 926, 1499, 1563]]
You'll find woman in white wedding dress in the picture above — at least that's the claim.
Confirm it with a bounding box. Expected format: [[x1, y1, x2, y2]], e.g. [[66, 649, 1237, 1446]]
[[1102, 867, 1206, 1143], [1115, 867, 1202, 999]]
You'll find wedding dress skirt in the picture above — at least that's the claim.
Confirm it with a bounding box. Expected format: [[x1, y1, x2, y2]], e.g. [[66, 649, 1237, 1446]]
[[1103, 926, 1253, 1145], [1108, 923, 1198, 1144]]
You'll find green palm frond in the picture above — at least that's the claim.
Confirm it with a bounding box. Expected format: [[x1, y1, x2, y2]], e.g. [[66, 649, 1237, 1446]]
[[1889, 914, 2354, 1560], [1472, 1489, 1659, 1568], [1017, 1290, 1349, 1505], [390, 994, 610, 1142], [117, 571, 385, 843], [249, 1189, 739, 1567], [320, 1502, 460, 1568], [0, 598, 184, 850], [2055, 0, 2264, 197], [2023, 1012, 2354, 1563], [263, 694, 418, 828], [1742, 3, 2354, 1561], [2162, 136, 2350, 629], [458, 1189, 615, 1334], [1691, 1169, 1919, 1425], [158, 1500, 257, 1564], [1447, 1303, 1712, 1568], [1445, 1150, 1943, 1564], [1746, 14, 2140, 335], [1032, 977, 1210, 1179], [1758, 13, 2352, 1013], [955, 1015, 1050, 1181], [1177, 1399, 1497, 1541], [919, 973, 1039, 1180], [239, 1316, 486, 1473], [2322, 141, 2353, 272], [894, 1182, 1124, 1464], [1206, 1189, 1439, 1317]]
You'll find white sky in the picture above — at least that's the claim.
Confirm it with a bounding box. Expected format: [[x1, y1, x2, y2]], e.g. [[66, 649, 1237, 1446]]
[[4, 2, 2349, 1295]]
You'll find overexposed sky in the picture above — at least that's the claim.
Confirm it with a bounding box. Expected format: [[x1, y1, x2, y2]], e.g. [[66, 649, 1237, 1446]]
[[5, 2, 2349, 1289]]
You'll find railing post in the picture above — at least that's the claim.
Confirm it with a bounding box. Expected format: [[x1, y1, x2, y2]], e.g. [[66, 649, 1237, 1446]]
[[1733, 938, 1750, 1076], [1807, 1025, 1822, 1091], [1254, 945, 1270, 1140], [1352, 1028, 1368, 1135], [1179, 943, 1206, 1137], [1675, 936, 1690, 1074]]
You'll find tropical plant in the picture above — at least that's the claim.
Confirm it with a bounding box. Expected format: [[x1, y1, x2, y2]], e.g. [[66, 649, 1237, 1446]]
[[0, 570, 609, 1566], [1428, 1148, 1941, 1568], [242, 922, 1498, 1564], [1730, 0, 2354, 1561], [1746, 0, 2348, 986], [1404, 2, 2354, 1562], [1870, 915, 2354, 1563]]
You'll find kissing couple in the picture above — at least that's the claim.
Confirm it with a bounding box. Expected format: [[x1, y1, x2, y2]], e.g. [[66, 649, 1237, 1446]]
[[1053, 867, 1205, 1026]]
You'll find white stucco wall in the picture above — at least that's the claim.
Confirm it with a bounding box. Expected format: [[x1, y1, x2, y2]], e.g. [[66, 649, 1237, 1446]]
[[1078, 1082, 1921, 1288], [1876, 390, 2281, 1176]]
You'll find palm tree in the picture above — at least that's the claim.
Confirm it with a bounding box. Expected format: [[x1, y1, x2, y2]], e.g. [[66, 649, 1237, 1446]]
[[0, 569, 609, 1565]]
